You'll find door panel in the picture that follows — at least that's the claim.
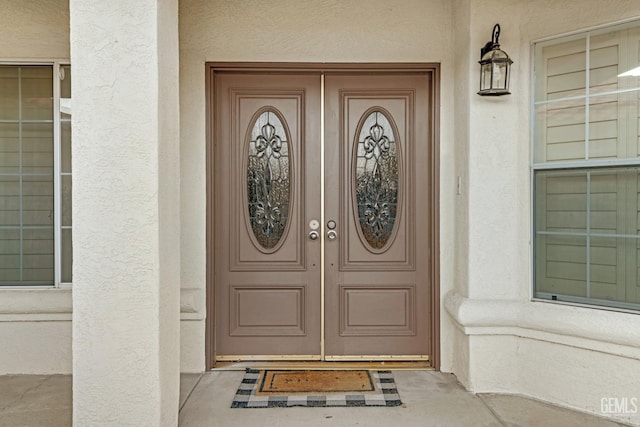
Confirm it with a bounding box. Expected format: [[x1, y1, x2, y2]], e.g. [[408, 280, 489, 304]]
[[215, 73, 321, 356], [324, 74, 432, 357]]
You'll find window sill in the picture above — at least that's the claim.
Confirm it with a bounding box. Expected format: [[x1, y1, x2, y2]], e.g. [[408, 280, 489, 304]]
[[445, 291, 640, 359], [531, 295, 640, 315], [0, 288, 72, 321], [0, 288, 204, 321]]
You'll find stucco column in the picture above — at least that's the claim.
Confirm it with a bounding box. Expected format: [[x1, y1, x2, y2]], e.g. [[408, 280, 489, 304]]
[[449, 0, 526, 390], [70, 0, 180, 425], [458, 0, 527, 301]]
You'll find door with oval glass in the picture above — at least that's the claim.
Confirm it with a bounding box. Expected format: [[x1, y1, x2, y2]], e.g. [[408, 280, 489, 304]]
[[213, 68, 435, 361]]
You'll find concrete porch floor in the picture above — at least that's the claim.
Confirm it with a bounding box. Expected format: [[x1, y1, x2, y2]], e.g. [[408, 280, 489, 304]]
[[0, 371, 632, 426]]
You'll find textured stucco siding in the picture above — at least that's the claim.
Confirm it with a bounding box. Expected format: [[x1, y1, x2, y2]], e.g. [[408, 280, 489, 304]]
[[0, 0, 639, 424], [0, 0, 71, 374]]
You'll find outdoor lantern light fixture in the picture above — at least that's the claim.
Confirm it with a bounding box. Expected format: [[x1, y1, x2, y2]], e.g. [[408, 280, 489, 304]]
[[478, 24, 513, 96]]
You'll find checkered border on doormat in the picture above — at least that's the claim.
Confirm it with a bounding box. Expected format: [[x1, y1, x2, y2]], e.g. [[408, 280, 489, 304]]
[[231, 369, 403, 408]]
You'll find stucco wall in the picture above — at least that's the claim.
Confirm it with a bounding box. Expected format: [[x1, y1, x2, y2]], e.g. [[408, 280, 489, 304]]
[[0, 1, 639, 423], [0, 0, 70, 59], [0, 0, 72, 374], [178, 0, 458, 372], [0, 0, 190, 378], [446, 1, 640, 425], [180, 10, 640, 424], [0, 0, 459, 376]]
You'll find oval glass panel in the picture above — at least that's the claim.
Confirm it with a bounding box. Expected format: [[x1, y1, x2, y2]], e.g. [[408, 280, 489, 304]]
[[354, 110, 399, 250], [246, 110, 291, 250]]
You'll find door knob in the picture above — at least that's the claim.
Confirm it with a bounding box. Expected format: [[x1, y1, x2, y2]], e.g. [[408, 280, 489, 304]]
[[327, 230, 337, 240], [309, 230, 319, 240]]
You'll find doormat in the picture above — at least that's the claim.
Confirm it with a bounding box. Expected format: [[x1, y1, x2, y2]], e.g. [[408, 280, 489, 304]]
[[231, 369, 403, 408]]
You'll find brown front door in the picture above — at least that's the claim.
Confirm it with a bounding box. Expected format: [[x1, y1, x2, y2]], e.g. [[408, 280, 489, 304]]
[[324, 74, 432, 357], [214, 73, 322, 357], [212, 66, 437, 361]]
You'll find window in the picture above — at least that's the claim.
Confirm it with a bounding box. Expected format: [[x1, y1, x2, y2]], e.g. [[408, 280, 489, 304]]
[[533, 20, 640, 311], [0, 63, 72, 287]]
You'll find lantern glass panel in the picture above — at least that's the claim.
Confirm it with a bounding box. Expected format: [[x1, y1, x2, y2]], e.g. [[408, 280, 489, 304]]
[[480, 63, 492, 91], [492, 62, 508, 89]]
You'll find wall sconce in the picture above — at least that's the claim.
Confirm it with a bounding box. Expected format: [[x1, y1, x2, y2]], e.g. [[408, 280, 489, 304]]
[[478, 24, 513, 96]]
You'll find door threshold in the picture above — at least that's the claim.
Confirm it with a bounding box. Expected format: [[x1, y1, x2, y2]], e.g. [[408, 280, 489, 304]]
[[212, 360, 433, 371]]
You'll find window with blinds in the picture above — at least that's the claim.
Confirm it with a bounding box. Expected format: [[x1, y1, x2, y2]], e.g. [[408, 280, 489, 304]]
[[0, 64, 72, 286], [533, 21, 640, 311]]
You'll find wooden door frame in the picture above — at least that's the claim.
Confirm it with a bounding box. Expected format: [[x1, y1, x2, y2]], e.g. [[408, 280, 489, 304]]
[[205, 62, 440, 370]]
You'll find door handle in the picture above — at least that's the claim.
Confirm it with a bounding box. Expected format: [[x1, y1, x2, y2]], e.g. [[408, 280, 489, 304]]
[[309, 230, 319, 240], [326, 220, 337, 240]]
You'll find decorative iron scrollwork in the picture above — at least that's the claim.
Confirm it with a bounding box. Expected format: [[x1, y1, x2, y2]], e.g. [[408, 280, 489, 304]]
[[354, 110, 399, 250], [247, 110, 290, 250]]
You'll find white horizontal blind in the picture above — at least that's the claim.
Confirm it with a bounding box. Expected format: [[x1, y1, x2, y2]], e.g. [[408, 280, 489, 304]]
[[0, 65, 55, 285], [533, 21, 640, 310]]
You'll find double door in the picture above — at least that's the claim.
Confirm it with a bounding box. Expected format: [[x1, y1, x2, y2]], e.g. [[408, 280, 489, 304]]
[[213, 68, 436, 360]]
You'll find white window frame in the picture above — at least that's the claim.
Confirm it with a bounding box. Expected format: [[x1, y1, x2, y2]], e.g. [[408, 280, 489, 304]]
[[530, 18, 640, 313], [0, 59, 71, 289]]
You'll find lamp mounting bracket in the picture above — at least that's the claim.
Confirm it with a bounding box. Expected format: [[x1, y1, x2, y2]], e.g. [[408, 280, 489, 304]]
[[480, 24, 501, 58]]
